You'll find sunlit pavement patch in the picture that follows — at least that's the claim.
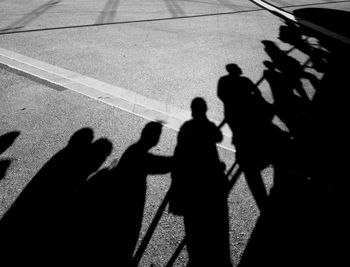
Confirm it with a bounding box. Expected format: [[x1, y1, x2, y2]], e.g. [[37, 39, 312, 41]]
[[0, 47, 234, 151]]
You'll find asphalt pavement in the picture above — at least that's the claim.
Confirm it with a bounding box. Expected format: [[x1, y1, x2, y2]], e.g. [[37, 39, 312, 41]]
[[1, 1, 349, 266]]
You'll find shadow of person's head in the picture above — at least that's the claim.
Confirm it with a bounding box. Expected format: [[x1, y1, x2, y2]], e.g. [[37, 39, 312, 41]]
[[191, 97, 208, 119], [226, 63, 242, 76], [64, 129, 112, 187], [139, 121, 163, 150], [262, 40, 280, 56], [279, 23, 302, 45], [68, 128, 94, 150]]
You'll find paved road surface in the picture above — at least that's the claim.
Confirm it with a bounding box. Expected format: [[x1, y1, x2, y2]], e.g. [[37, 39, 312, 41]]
[[1, 0, 349, 266]]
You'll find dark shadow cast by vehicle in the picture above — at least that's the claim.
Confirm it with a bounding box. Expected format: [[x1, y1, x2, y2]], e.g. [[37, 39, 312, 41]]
[[237, 7, 350, 267], [291, 7, 350, 188], [0, 131, 20, 180], [79, 121, 172, 267], [0, 0, 61, 33], [168, 97, 232, 267], [0, 128, 112, 265]]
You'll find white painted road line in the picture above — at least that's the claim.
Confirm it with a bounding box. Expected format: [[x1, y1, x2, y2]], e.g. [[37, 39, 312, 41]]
[[251, 0, 296, 21], [0, 47, 234, 151], [250, 0, 350, 45]]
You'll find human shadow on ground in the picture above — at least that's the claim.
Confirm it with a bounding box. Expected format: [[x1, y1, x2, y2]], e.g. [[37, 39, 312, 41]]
[[0, 128, 112, 265], [262, 39, 317, 102], [262, 59, 309, 141], [0, 131, 20, 180], [217, 64, 293, 212], [168, 97, 232, 267], [234, 8, 350, 267], [79, 121, 172, 266]]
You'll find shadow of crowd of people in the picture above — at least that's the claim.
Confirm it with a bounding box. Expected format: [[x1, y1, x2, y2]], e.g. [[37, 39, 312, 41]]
[[235, 8, 350, 267], [1, 7, 349, 267], [0, 107, 232, 266]]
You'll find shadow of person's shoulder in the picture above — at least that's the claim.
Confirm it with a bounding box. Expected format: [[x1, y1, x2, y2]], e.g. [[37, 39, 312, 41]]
[[0, 159, 11, 181], [0, 131, 20, 155], [86, 166, 112, 191]]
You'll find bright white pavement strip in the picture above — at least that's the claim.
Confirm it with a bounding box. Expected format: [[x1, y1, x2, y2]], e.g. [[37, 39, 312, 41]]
[[0, 47, 234, 151]]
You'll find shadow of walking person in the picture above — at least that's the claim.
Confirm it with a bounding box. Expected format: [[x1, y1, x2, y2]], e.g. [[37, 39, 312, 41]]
[[278, 22, 330, 72], [0, 128, 112, 265], [80, 121, 172, 266], [169, 97, 232, 267], [217, 64, 292, 211], [262, 40, 317, 102], [263, 60, 308, 141]]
